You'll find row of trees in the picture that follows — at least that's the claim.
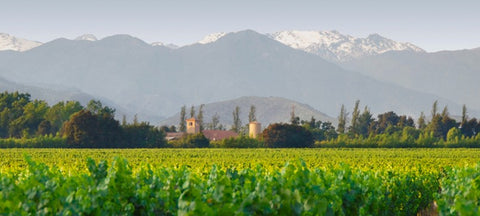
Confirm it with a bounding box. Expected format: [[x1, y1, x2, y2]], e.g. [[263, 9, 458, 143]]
[[0, 91, 166, 148], [0, 91, 83, 138], [177, 105, 258, 133], [286, 100, 480, 147], [2, 91, 479, 148], [334, 100, 480, 140]]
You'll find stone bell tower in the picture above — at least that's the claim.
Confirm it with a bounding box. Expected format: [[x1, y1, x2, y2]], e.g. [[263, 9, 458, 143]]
[[186, 118, 200, 134]]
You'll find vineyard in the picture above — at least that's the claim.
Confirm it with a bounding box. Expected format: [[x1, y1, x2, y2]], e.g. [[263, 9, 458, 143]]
[[0, 149, 479, 215]]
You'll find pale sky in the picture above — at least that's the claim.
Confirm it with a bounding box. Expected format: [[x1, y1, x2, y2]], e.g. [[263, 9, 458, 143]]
[[1, 0, 479, 52]]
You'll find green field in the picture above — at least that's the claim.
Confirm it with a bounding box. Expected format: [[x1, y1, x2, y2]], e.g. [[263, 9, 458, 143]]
[[0, 148, 479, 215], [2, 148, 480, 173]]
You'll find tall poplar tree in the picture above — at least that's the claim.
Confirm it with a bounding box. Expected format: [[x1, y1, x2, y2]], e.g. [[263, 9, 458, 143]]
[[231, 106, 242, 133], [417, 112, 427, 130], [290, 105, 299, 125], [197, 104, 205, 131], [350, 100, 360, 134], [210, 113, 220, 130], [179, 106, 186, 132], [337, 104, 348, 134], [248, 105, 256, 122], [190, 106, 195, 118]]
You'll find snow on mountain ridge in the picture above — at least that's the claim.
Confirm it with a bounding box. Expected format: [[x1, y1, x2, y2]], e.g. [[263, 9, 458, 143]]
[[151, 42, 179, 49], [0, 33, 42, 52], [268, 30, 424, 62], [1, 30, 424, 59], [198, 32, 227, 44], [151, 42, 164, 46], [74, 34, 98, 41]]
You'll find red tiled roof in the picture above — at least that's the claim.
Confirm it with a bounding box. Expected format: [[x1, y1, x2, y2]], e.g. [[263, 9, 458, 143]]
[[202, 130, 238, 141], [165, 132, 185, 140]]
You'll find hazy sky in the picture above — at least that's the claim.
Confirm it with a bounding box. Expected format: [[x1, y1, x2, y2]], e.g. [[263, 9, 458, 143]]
[[1, 0, 479, 52]]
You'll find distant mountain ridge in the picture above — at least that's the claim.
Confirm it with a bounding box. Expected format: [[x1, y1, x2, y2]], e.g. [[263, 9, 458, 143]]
[[0, 29, 466, 124], [0, 76, 149, 123], [341, 48, 480, 113], [268, 30, 424, 62], [160, 96, 336, 127], [75, 34, 98, 41], [0, 33, 42, 51], [0, 76, 94, 105], [193, 30, 424, 62], [0, 30, 424, 63]]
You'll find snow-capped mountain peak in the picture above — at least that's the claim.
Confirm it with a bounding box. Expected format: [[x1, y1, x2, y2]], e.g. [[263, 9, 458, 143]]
[[0, 33, 42, 52], [268, 30, 424, 62], [198, 32, 227, 44], [151, 42, 179, 49], [74, 34, 98, 41], [151, 42, 164, 46]]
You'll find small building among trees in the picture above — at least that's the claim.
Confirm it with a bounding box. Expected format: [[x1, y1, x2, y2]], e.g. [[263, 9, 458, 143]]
[[166, 118, 250, 141]]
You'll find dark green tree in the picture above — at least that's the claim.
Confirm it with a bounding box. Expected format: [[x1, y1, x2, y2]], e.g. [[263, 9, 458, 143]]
[[375, 111, 400, 135], [63, 110, 123, 148], [190, 105, 195, 118], [262, 123, 314, 148], [417, 112, 427, 130], [248, 105, 256, 122], [123, 122, 166, 148], [208, 113, 220, 130], [462, 118, 479, 137], [461, 105, 468, 127], [337, 104, 348, 134], [290, 105, 300, 125], [87, 100, 115, 117], [133, 114, 139, 126], [36, 120, 52, 136], [179, 106, 186, 132], [121, 115, 127, 126], [197, 104, 205, 131], [9, 100, 49, 137], [357, 107, 374, 137], [175, 133, 209, 148], [45, 101, 83, 135], [440, 106, 457, 139], [231, 106, 242, 133], [431, 100, 438, 117], [426, 114, 443, 138], [349, 100, 360, 134], [0, 91, 31, 138]]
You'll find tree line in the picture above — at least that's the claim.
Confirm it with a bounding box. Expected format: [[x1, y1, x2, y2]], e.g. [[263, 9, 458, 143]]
[[301, 100, 480, 147], [2, 91, 480, 148], [174, 104, 257, 134], [0, 91, 166, 148]]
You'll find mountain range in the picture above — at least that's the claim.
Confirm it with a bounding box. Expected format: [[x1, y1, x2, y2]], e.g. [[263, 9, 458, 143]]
[[1, 30, 425, 62], [268, 31, 424, 62], [341, 48, 480, 112], [0, 33, 42, 52], [0, 30, 478, 126]]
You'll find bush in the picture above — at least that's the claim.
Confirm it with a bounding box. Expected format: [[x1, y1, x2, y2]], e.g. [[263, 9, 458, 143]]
[[123, 123, 166, 148], [211, 136, 264, 148], [0, 136, 67, 148], [62, 110, 123, 148], [262, 123, 314, 148], [169, 133, 210, 148]]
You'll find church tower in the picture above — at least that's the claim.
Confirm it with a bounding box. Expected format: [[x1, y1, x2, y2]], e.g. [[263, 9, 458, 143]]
[[186, 118, 200, 134]]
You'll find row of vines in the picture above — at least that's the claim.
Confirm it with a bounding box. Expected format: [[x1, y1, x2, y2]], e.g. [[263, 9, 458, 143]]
[[0, 149, 479, 215]]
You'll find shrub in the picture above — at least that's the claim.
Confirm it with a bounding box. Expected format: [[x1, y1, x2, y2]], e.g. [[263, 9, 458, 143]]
[[262, 123, 314, 148], [169, 133, 210, 148]]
